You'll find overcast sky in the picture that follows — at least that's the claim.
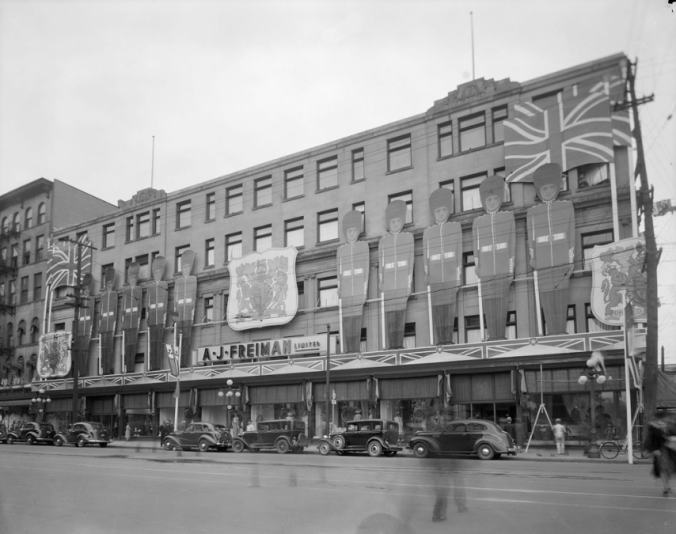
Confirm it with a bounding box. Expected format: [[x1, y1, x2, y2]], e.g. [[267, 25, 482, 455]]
[[1, 0, 675, 361]]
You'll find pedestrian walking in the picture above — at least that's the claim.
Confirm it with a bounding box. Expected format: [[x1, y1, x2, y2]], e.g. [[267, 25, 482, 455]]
[[552, 418, 568, 455], [644, 410, 676, 497], [125, 423, 131, 442]]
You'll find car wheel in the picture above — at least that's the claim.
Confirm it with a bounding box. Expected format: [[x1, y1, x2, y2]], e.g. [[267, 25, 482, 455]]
[[276, 440, 290, 454], [77, 436, 87, 448], [163, 440, 174, 451], [198, 439, 210, 452], [54, 436, 64, 447], [412, 442, 430, 458], [232, 440, 245, 453], [7, 435, 14, 445], [477, 443, 495, 460], [99, 443, 108, 448], [368, 441, 383, 457], [319, 442, 332, 456], [26, 435, 35, 445], [331, 435, 345, 450]]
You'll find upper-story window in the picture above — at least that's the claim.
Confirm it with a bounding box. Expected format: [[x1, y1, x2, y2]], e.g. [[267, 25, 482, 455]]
[[439, 180, 455, 213], [463, 252, 478, 286], [12, 212, 20, 232], [23, 239, 31, 265], [317, 156, 338, 190], [493, 167, 509, 203], [152, 208, 161, 234], [459, 112, 486, 151], [137, 212, 150, 238], [582, 229, 614, 270], [176, 201, 191, 229], [578, 163, 609, 189], [285, 167, 304, 199], [388, 191, 413, 225], [33, 273, 42, 301], [285, 217, 304, 248], [438, 121, 453, 158], [226, 185, 243, 215], [175, 244, 191, 273], [254, 177, 272, 208], [225, 232, 242, 262], [254, 225, 272, 252], [205, 239, 215, 268], [206, 192, 216, 221], [317, 209, 339, 243], [1, 217, 8, 234], [204, 296, 214, 323], [103, 223, 115, 249], [352, 148, 364, 181], [25, 208, 33, 229], [126, 216, 134, 242], [387, 135, 412, 172], [492, 106, 508, 143], [35, 235, 44, 261], [37, 203, 46, 224], [318, 276, 338, 308], [352, 202, 365, 235], [11, 244, 18, 268], [461, 173, 486, 211]]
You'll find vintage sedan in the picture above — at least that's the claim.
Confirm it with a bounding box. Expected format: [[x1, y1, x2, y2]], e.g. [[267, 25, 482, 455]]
[[232, 419, 307, 454], [408, 419, 516, 460], [7, 422, 56, 445], [53, 422, 112, 448], [318, 419, 401, 457], [162, 422, 231, 452]]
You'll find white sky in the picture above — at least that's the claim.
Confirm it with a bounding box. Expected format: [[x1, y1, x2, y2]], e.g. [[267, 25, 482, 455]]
[[1, 0, 675, 361]]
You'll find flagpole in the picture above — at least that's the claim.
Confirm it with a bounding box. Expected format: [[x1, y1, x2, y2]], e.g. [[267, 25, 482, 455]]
[[623, 293, 634, 464]]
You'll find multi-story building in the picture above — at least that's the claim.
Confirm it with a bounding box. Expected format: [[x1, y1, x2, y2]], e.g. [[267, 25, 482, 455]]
[[7, 53, 643, 447]]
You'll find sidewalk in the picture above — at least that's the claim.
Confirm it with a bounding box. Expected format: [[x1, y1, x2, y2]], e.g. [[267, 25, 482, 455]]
[[110, 437, 650, 464]]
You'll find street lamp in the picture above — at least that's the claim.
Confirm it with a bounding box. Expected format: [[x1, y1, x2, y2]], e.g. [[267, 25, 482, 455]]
[[578, 352, 612, 458], [218, 379, 242, 433], [31, 388, 51, 422]]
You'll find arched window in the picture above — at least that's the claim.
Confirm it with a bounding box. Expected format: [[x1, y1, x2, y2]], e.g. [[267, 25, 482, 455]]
[[37, 203, 46, 225], [17, 320, 26, 346], [7, 322, 13, 347], [25, 207, 33, 229], [30, 318, 40, 344], [12, 212, 20, 232], [1, 217, 8, 234]]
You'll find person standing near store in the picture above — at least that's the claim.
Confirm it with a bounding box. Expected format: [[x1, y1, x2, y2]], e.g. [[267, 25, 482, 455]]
[[125, 423, 131, 442], [644, 411, 676, 497], [552, 418, 568, 455]]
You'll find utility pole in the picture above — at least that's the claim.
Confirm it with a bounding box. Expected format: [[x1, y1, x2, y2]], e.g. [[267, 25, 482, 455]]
[[624, 59, 659, 417]]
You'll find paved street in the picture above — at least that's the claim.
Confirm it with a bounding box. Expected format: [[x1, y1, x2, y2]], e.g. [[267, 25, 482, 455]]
[[1, 443, 674, 534]]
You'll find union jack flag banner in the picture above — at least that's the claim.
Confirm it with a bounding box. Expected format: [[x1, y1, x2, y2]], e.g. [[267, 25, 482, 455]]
[[46, 236, 92, 288], [504, 90, 614, 183]]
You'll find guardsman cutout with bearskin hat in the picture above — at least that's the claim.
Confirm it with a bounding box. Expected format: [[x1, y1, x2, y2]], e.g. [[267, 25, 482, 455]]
[[174, 249, 197, 367], [122, 261, 143, 373], [76, 273, 95, 375], [472, 175, 516, 340], [378, 200, 414, 349], [99, 267, 118, 375], [423, 188, 462, 345], [147, 256, 168, 370], [337, 210, 370, 353], [527, 163, 575, 335]]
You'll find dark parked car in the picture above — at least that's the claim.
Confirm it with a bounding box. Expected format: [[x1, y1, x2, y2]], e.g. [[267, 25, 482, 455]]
[[53, 422, 112, 448], [162, 422, 231, 452], [232, 419, 307, 454], [0, 423, 7, 444], [408, 419, 516, 460], [7, 422, 56, 445], [318, 419, 401, 457]]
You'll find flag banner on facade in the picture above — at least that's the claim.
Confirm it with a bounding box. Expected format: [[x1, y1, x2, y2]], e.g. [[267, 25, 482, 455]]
[[445, 373, 452, 406], [504, 91, 614, 183], [304, 380, 313, 410], [46, 236, 92, 289], [37, 332, 72, 378], [172, 380, 180, 400], [165, 344, 180, 377], [589, 236, 647, 326]]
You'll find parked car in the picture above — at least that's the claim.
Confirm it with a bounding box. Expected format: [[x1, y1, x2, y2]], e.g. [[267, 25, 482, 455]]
[[0, 423, 7, 444], [232, 419, 307, 454], [162, 422, 231, 452], [53, 422, 112, 448], [318, 419, 401, 457], [6, 421, 56, 445], [408, 419, 516, 460]]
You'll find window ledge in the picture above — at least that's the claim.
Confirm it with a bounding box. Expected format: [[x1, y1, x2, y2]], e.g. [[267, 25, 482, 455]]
[[284, 195, 305, 203], [253, 204, 272, 211], [205, 218, 216, 224], [350, 178, 366, 185], [316, 238, 340, 247], [204, 265, 214, 270], [175, 225, 192, 232], [224, 211, 243, 219], [316, 185, 339, 194], [385, 166, 413, 176]]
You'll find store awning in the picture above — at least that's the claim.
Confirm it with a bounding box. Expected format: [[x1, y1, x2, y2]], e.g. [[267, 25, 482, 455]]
[[336, 358, 391, 370], [0, 399, 32, 407], [491, 342, 581, 358], [404, 351, 475, 365]]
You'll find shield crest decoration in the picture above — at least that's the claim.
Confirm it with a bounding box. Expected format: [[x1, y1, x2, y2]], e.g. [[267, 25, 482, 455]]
[[589, 237, 647, 326], [227, 247, 299, 331], [38, 332, 72, 378]]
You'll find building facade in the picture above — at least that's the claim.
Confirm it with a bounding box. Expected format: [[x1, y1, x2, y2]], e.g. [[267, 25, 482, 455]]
[[4, 54, 642, 446]]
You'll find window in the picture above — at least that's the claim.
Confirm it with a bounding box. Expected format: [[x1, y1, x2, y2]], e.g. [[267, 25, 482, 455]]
[[206, 193, 216, 221], [532, 90, 561, 110], [23, 239, 31, 265], [18, 320, 26, 345], [35, 235, 44, 261], [461, 173, 486, 211], [30, 318, 39, 344], [20, 277, 29, 304], [254, 177, 272, 208], [54, 322, 65, 332], [37, 202, 46, 224], [11, 244, 18, 268], [133, 212, 149, 239], [7, 322, 13, 347], [459, 112, 486, 151], [285, 167, 304, 199], [103, 223, 115, 248], [388, 191, 413, 225], [352, 148, 364, 181], [492, 106, 508, 143], [586, 303, 620, 332], [387, 135, 412, 172], [582, 230, 614, 270], [225, 232, 242, 262], [566, 305, 577, 334], [204, 296, 214, 323], [463, 252, 478, 285], [126, 216, 134, 242], [0, 282, 4, 303], [1, 217, 8, 234], [76, 230, 88, 241], [403, 323, 416, 349], [152, 208, 161, 235], [578, 163, 609, 189], [318, 209, 339, 243], [226, 185, 243, 215], [493, 167, 510, 203], [9, 280, 16, 305], [360, 328, 367, 353], [438, 121, 453, 158], [506, 311, 517, 340], [100, 263, 114, 289], [285, 218, 304, 248], [318, 276, 338, 307], [12, 212, 20, 232], [317, 156, 338, 190], [352, 202, 365, 234], [297, 281, 305, 309], [561, 172, 569, 192], [124, 258, 133, 283], [439, 180, 455, 211], [25, 208, 33, 229], [175, 245, 190, 273], [136, 254, 150, 280], [33, 273, 42, 301], [465, 315, 481, 343], [176, 200, 191, 229], [205, 239, 215, 268], [254, 225, 272, 252]]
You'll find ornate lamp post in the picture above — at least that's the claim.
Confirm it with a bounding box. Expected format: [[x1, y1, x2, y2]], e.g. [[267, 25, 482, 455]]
[[578, 356, 611, 458], [218, 379, 241, 433], [31, 387, 51, 422]]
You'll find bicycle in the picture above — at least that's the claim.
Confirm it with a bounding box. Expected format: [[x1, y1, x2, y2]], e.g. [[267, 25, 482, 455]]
[[599, 437, 649, 460]]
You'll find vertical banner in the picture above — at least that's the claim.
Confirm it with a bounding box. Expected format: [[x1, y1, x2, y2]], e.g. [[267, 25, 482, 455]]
[[37, 332, 72, 378]]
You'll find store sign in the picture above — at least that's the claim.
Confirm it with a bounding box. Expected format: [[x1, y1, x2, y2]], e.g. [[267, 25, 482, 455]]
[[197, 335, 335, 364], [226, 247, 298, 331]]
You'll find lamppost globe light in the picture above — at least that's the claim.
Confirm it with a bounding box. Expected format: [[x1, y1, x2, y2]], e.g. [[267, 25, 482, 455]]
[[46, 397, 51, 403], [596, 374, 606, 385], [226, 379, 233, 387], [578, 375, 588, 385], [226, 390, 233, 397], [235, 391, 241, 398], [39, 388, 46, 395], [217, 390, 224, 397]]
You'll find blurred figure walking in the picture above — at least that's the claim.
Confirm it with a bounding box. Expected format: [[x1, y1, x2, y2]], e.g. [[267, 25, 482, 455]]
[[644, 410, 676, 497]]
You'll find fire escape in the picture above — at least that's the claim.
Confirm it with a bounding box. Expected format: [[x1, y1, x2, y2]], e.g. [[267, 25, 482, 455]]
[[0, 226, 20, 379]]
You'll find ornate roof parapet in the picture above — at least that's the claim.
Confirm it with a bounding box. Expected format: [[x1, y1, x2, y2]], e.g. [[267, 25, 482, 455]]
[[117, 187, 166, 209], [427, 77, 521, 116]]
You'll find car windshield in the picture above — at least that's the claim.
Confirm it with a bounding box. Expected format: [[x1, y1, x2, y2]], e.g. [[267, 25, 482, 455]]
[[89, 423, 105, 431], [39, 424, 54, 431]]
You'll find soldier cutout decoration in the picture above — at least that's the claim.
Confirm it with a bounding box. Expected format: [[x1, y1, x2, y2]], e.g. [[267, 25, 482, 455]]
[[379, 200, 414, 349], [147, 255, 168, 371], [122, 262, 142, 373], [76, 273, 95, 375], [174, 249, 197, 367], [99, 267, 118, 375], [337, 210, 369, 353], [423, 188, 462, 345], [472, 176, 516, 341], [527, 163, 575, 335]]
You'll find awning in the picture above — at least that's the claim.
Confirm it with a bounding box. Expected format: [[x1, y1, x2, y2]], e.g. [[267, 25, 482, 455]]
[[0, 399, 32, 407]]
